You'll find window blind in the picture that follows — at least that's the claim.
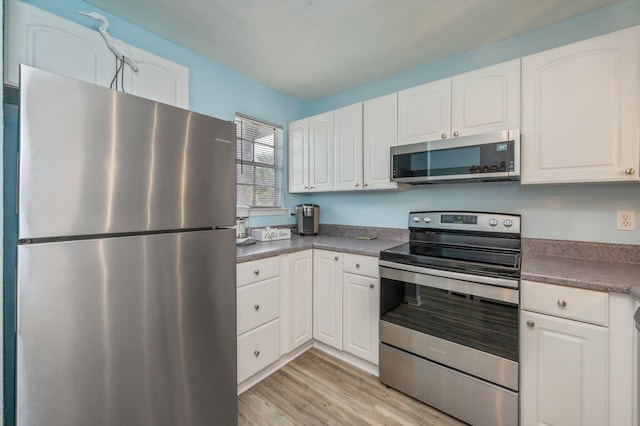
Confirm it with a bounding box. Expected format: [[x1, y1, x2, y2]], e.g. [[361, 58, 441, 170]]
[[235, 114, 283, 208]]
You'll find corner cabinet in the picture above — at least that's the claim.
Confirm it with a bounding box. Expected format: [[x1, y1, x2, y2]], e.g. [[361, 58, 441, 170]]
[[522, 26, 640, 184], [285, 250, 313, 353], [312, 250, 343, 349], [4, 0, 189, 108], [288, 112, 334, 193], [398, 59, 520, 145], [520, 280, 609, 426]]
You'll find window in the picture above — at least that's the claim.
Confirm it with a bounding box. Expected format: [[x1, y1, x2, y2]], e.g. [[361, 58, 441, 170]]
[[235, 114, 283, 209]]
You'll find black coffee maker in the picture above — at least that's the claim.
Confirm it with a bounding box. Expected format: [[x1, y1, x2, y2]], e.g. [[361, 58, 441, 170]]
[[296, 204, 319, 236]]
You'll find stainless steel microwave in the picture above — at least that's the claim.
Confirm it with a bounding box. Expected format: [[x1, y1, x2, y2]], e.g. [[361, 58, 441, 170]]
[[390, 129, 520, 184]]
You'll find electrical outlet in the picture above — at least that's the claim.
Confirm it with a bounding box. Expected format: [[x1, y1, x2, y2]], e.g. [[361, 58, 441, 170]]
[[616, 210, 636, 230]]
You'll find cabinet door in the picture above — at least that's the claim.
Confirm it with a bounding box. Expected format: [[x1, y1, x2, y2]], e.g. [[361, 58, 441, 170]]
[[287, 250, 313, 352], [309, 111, 334, 192], [5, 0, 114, 87], [288, 119, 310, 193], [398, 78, 450, 145], [451, 59, 520, 137], [521, 310, 608, 426], [125, 46, 189, 109], [342, 272, 379, 365], [363, 93, 400, 190], [312, 250, 343, 349], [334, 103, 363, 191], [522, 26, 640, 184]]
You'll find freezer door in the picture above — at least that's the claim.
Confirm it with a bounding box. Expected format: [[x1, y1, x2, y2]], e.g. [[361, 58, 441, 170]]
[[16, 230, 236, 426], [19, 66, 236, 240]]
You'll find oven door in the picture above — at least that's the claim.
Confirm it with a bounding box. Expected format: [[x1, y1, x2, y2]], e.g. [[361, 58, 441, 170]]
[[390, 129, 520, 183], [379, 261, 519, 391]]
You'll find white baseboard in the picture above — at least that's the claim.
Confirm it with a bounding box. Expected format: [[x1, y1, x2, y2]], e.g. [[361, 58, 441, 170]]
[[311, 341, 379, 377], [237, 340, 380, 395]]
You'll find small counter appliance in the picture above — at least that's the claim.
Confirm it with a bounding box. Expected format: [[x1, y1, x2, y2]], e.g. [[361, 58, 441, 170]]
[[296, 204, 319, 236]]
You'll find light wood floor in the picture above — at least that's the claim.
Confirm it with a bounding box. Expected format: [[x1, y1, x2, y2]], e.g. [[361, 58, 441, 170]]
[[238, 348, 466, 425]]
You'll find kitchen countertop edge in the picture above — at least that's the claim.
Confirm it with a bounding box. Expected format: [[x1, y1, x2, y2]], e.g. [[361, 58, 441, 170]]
[[236, 235, 405, 263]]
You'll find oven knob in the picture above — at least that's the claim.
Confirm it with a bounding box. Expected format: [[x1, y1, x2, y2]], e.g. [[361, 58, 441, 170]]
[[488, 218, 498, 227], [423, 216, 431, 223], [503, 219, 513, 227], [412, 216, 421, 223]]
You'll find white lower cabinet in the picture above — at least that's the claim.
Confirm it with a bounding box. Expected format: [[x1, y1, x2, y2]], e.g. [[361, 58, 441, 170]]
[[342, 272, 379, 364], [286, 250, 313, 352], [521, 280, 609, 426], [313, 250, 343, 349], [236, 257, 282, 384], [313, 250, 380, 365], [237, 319, 281, 383]]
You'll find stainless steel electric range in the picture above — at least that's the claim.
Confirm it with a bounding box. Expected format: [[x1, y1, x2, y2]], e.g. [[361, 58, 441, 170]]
[[379, 211, 521, 426]]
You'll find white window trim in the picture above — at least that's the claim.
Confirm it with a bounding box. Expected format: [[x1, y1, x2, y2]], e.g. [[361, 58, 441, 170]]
[[248, 207, 288, 217]]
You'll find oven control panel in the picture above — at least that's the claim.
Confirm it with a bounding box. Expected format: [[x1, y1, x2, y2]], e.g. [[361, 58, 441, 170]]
[[409, 211, 520, 234]]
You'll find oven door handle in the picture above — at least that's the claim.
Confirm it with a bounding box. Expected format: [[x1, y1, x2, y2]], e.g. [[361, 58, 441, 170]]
[[379, 261, 519, 304]]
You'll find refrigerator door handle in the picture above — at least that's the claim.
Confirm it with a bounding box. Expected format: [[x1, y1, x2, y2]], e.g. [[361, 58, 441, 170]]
[[215, 225, 236, 230]]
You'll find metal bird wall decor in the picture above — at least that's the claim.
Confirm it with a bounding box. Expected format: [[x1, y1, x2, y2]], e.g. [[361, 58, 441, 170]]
[[77, 11, 139, 92]]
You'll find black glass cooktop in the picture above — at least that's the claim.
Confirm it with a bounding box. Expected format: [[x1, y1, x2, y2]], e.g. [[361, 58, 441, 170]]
[[380, 241, 521, 279]]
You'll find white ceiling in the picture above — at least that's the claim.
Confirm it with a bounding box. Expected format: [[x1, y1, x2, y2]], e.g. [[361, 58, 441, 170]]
[[86, 0, 621, 101]]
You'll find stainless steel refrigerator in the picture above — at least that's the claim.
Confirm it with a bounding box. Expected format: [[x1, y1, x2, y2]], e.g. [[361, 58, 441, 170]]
[[15, 65, 237, 425]]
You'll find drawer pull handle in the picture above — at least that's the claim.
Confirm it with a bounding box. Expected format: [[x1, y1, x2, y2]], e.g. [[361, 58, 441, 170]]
[[557, 299, 567, 307], [253, 350, 260, 357], [334, 256, 339, 261], [526, 320, 535, 328], [254, 269, 260, 275], [369, 283, 374, 289], [625, 168, 636, 175], [356, 263, 361, 268], [254, 304, 260, 311]]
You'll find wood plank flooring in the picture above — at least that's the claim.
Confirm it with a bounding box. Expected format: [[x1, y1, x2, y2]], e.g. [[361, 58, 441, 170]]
[[238, 348, 466, 425]]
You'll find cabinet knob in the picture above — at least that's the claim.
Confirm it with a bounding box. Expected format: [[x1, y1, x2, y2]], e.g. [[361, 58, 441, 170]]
[[441, 133, 447, 139], [254, 304, 260, 311], [334, 256, 339, 261], [526, 320, 535, 328], [453, 131, 459, 137], [304, 186, 309, 189], [254, 269, 260, 275], [625, 168, 636, 175], [355, 183, 360, 187], [309, 186, 315, 189], [557, 299, 567, 307], [356, 263, 361, 268], [369, 283, 374, 289], [363, 182, 368, 187], [253, 350, 260, 357]]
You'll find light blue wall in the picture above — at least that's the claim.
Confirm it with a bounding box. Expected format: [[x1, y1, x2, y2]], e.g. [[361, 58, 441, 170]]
[[278, 0, 640, 244], [19, 0, 640, 244]]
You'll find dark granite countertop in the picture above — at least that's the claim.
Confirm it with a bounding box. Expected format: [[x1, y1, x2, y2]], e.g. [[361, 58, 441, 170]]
[[237, 234, 404, 263]]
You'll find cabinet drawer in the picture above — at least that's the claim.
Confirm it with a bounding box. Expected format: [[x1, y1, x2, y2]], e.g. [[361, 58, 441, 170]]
[[237, 319, 280, 383], [343, 253, 378, 278], [522, 280, 609, 326], [237, 276, 280, 335], [237, 256, 280, 287]]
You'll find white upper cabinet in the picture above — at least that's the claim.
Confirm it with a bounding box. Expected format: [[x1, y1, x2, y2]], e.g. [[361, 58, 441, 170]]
[[309, 111, 335, 192], [288, 119, 310, 192], [522, 26, 640, 184], [398, 59, 520, 145], [451, 59, 520, 137], [5, 0, 189, 108], [334, 103, 363, 190], [398, 77, 451, 145], [363, 93, 404, 190]]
